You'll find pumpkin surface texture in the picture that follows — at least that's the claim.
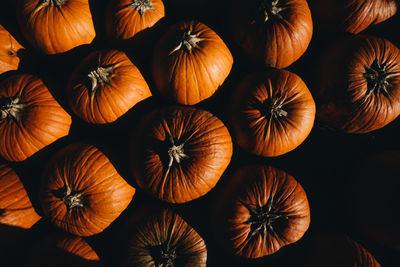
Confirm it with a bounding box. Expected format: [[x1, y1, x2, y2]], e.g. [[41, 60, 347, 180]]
[[0, 74, 72, 162], [67, 49, 151, 124], [40, 143, 135, 236], [213, 164, 310, 258], [0, 24, 24, 74], [130, 106, 233, 203]]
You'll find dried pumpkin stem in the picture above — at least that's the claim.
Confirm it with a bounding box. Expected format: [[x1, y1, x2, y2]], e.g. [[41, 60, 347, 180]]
[[263, 95, 288, 121], [39, 0, 65, 6], [167, 135, 188, 168], [363, 59, 398, 97], [151, 243, 177, 267], [128, 0, 155, 15], [87, 64, 116, 96], [62, 186, 84, 211], [170, 30, 202, 54], [253, 0, 283, 23], [0, 95, 25, 122]]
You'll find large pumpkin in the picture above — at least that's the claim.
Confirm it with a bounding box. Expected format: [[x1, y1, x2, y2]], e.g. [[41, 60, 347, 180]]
[[0, 162, 41, 229], [0, 24, 24, 74], [40, 143, 135, 236], [316, 35, 400, 133], [129, 106, 233, 203], [152, 20, 233, 105], [0, 74, 72, 162], [16, 0, 96, 55], [213, 164, 310, 258], [230, 69, 315, 157], [105, 0, 165, 43], [67, 49, 151, 124], [230, 0, 313, 68]]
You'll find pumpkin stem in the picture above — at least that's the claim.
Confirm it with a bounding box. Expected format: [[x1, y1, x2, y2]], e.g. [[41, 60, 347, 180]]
[[149, 243, 177, 267], [87, 64, 116, 97], [363, 59, 398, 97], [62, 185, 84, 211], [0, 95, 25, 123], [167, 135, 188, 168], [170, 30, 202, 54], [263, 94, 288, 121], [39, 0, 65, 6], [128, 0, 155, 15], [253, 0, 283, 24]]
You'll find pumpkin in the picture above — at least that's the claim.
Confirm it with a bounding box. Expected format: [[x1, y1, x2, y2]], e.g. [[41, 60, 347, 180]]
[[129, 106, 233, 203], [0, 74, 72, 162], [0, 162, 41, 229], [213, 164, 310, 258], [105, 0, 165, 43], [121, 206, 207, 267], [16, 0, 96, 55], [305, 233, 381, 267], [40, 142, 135, 236], [230, 0, 313, 68], [0, 24, 24, 74], [152, 20, 233, 105], [316, 35, 400, 133], [230, 69, 315, 157], [29, 233, 101, 267], [67, 49, 151, 124]]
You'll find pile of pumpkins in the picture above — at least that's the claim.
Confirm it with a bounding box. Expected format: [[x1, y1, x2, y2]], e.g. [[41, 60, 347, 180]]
[[1, 0, 399, 266]]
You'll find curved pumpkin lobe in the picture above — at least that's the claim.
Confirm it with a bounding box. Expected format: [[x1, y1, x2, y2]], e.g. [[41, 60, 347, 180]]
[[0, 95, 25, 122], [262, 94, 288, 120], [364, 59, 397, 96], [149, 243, 177, 267], [60, 185, 85, 211], [129, 0, 156, 15], [87, 64, 116, 96], [39, 0, 66, 6], [255, 0, 283, 23], [171, 29, 202, 54]]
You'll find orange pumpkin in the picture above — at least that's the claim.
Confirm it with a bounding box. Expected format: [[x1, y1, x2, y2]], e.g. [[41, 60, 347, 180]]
[[67, 49, 151, 124], [0, 74, 71, 162], [0, 24, 24, 74], [153, 21, 233, 105], [40, 143, 135, 236], [16, 0, 96, 54]]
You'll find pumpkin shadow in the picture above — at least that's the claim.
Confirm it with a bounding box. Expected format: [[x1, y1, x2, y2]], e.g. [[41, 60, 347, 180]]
[[89, 0, 108, 46], [0, 223, 32, 266]]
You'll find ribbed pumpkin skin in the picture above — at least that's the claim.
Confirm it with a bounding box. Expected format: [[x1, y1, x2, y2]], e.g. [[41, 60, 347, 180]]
[[213, 165, 310, 258], [40, 143, 135, 236], [105, 0, 165, 42], [0, 163, 41, 229], [316, 36, 400, 134], [0, 74, 72, 162], [16, 0, 95, 55], [67, 49, 151, 124], [230, 0, 313, 69], [230, 69, 315, 157], [153, 21, 233, 105], [0, 25, 24, 74], [123, 207, 207, 267], [130, 106, 233, 203]]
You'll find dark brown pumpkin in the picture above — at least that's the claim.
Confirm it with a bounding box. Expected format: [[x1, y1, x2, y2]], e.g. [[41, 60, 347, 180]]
[[0, 24, 24, 74], [129, 106, 233, 203], [213, 164, 310, 258]]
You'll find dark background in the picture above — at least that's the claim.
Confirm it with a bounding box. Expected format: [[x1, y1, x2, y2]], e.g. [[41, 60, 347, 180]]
[[1, 0, 399, 266]]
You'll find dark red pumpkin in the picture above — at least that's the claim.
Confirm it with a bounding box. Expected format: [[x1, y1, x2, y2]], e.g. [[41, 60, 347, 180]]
[[67, 49, 151, 124], [16, 0, 96, 54], [0, 74, 72, 162], [0, 163, 41, 229], [316, 35, 400, 133], [40, 143, 135, 236], [0, 24, 24, 74], [213, 164, 310, 258], [230, 69, 315, 157], [153, 20, 233, 105], [230, 0, 313, 68], [130, 106, 233, 203]]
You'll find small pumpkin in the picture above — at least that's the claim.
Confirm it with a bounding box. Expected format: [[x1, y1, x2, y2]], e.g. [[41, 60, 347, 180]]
[[0, 162, 41, 229], [130, 106, 233, 203], [230, 69, 315, 157], [67, 49, 151, 124], [153, 20, 233, 105], [316, 35, 400, 133], [0, 74, 72, 162], [105, 0, 165, 43], [230, 0, 313, 68], [40, 143, 135, 236], [16, 0, 96, 55], [0, 24, 24, 74], [213, 164, 310, 258]]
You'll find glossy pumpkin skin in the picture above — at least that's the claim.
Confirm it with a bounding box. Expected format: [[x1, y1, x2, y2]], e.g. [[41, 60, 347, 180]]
[[153, 21, 233, 105], [122, 207, 207, 267], [67, 49, 151, 124], [0, 25, 24, 74], [105, 0, 165, 42], [16, 0, 96, 55], [230, 0, 313, 69], [40, 143, 135, 236], [213, 165, 310, 258], [130, 106, 233, 203], [0, 74, 72, 162], [230, 69, 315, 157], [316, 35, 400, 133], [0, 163, 41, 229]]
